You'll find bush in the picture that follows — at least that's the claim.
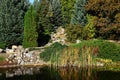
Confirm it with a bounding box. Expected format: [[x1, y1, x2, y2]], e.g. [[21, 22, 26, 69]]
[[83, 14, 96, 40], [40, 42, 67, 62], [65, 24, 83, 43], [0, 42, 6, 49], [71, 40, 120, 61]]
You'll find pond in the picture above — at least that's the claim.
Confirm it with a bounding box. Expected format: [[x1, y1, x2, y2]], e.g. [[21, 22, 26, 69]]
[[0, 66, 120, 80]]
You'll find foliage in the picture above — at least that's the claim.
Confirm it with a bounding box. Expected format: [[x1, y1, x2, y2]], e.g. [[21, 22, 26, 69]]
[[86, 0, 120, 40], [71, 0, 88, 26], [72, 40, 120, 61], [83, 14, 96, 40], [22, 5, 38, 48], [33, 0, 40, 10], [0, 56, 5, 62], [36, 0, 52, 46], [49, 0, 63, 28], [37, 0, 53, 35], [0, 0, 29, 47], [0, 42, 6, 49], [60, 0, 75, 25], [65, 24, 83, 43], [40, 42, 67, 62]]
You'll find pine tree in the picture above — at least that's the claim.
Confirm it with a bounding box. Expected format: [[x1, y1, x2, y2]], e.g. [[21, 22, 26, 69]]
[[22, 5, 38, 48], [71, 0, 88, 26], [33, 0, 40, 10], [50, 0, 63, 28], [60, 0, 75, 25], [37, 0, 52, 46], [0, 0, 29, 47]]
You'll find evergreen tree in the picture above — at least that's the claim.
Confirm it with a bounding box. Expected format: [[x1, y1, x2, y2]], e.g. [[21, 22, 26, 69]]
[[22, 5, 38, 48], [37, 0, 52, 46], [33, 0, 40, 10], [60, 0, 75, 25], [50, 0, 63, 28], [71, 0, 88, 26], [83, 14, 96, 40], [0, 0, 29, 47]]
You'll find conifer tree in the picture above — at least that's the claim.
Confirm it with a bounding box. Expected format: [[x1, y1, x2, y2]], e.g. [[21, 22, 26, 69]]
[[22, 5, 38, 48], [60, 0, 75, 25], [71, 0, 88, 26], [0, 0, 29, 47], [50, 0, 63, 28], [37, 0, 52, 46]]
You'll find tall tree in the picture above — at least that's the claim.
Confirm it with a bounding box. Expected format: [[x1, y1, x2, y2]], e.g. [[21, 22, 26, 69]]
[[0, 0, 29, 47], [22, 5, 38, 48], [33, 0, 40, 10], [60, 0, 75, 25], [37, 0, 52, 46], [86, 0, 120, 39], [49, 0, 63, 29], [71, 0, 88, 26]]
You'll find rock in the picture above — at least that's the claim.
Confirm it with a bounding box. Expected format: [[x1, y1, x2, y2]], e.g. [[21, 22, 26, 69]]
[[12, 45, 18, 51], [51, 27, 66, 45], [6, 48, 14, 54], [76, 40, 81, 44], [0, 48, 3, 53]]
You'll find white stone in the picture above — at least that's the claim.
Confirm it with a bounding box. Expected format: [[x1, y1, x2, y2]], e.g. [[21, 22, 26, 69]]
[[0, 48, 3, 53], [6, 48, 14, 54], [12, 45, 18, 50]]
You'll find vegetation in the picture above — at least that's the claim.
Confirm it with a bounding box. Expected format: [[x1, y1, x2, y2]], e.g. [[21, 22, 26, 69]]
[[60, 0, 75, 25], [22, 6, 38, 48], [0, 56, 5, 62], [0, 42, 6, 49], [0, 0, 120, 67], [71, 40, 120, 61], [49, 0, 63, 28], [65, 24, 83, 42], [71, 0, 88, 26], [86, 0, 120, 40], [0, 0, 29, 47], [40, 42, 67, 62], [40, 42, 97, 67], [83, 14, 96, 40], [36, 0, 52, 46]]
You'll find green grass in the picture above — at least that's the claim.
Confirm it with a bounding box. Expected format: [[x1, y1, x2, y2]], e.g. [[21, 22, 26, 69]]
[[71, 39, 120, 61], [40, 42, 67, 62], [0, 56, 5, 62]]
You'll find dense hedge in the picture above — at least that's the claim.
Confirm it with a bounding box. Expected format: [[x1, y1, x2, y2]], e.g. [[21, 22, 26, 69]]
[[71, 40, 120, 61], [40, 42, 67, 62]]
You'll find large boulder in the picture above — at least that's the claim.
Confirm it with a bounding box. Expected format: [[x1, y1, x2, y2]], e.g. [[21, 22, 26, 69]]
[[51, 27, 67, 45]]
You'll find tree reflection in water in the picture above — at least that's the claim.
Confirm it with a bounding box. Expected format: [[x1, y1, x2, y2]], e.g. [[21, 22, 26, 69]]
[[0, 66, 120, 80], [58, 67, 98, 80]]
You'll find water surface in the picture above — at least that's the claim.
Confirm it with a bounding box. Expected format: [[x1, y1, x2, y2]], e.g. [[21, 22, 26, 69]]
[[0, 66, 120, 80]]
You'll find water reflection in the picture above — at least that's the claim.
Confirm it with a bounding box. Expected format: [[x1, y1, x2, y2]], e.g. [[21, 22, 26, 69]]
[[0, 66, 120, 80], [58, 67, 98, 80]]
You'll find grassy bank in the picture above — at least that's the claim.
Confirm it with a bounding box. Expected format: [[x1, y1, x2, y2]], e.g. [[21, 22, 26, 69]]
[[40, 40, 120, 67]]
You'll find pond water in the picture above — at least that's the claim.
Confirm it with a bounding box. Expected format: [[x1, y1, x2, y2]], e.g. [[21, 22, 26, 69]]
[[0, 66, 120, 80]]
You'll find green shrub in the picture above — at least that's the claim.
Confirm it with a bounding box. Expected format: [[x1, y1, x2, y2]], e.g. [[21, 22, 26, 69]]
[[0, 42, 6, 48], [40, 42, 67, 62], [65, 24, 83, 43], [83, 14, 96, 40], [71, 40, 120, 61]]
